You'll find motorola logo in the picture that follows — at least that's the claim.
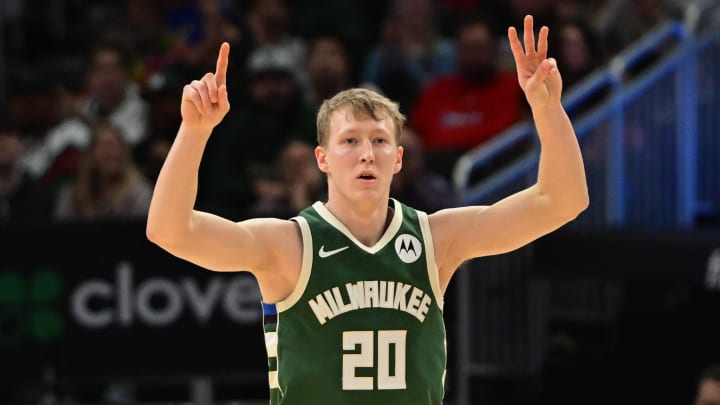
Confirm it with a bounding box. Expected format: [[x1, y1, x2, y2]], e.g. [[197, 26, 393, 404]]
[[395, 234, 421, 264]]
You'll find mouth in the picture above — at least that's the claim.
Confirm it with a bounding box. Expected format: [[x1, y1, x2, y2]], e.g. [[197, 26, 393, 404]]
[[357, 171, 377, 181]]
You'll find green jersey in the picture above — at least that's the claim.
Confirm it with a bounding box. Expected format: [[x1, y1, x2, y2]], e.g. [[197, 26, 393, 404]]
[[262, 199, 446, 404]]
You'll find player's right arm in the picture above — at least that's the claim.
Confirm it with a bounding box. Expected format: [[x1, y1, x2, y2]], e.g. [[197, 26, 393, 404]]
[[146, 42, 296, 274]]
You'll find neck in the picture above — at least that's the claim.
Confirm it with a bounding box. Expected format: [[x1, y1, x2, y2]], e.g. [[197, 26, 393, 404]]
[[324, 194, 392, 247]]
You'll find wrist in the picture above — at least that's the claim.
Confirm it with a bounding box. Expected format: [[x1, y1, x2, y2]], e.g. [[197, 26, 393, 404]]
[[530, 99, 564, 116], [179, 121, 214, 142]]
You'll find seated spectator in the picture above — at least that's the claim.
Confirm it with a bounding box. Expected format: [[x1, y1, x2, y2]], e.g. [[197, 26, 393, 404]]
[[54, 122, 152, 221], [391, 128, 457, 213], [362, 0, 456, 113], [77, 37, 149, 148], [695, 364, 720, 405], [0, 114, 54, 224], [289, 0, 366, 67], [410, 15, 524, 178], [137, 68, 185, 183], [248, 140, 326, 219], [550, 18, 606, 91], [245, 0, 308, 87], [6, 64, 90, 190], [593, 0, 684, 56], [200, 49, 316, 218], [305, 35, 354, 108]]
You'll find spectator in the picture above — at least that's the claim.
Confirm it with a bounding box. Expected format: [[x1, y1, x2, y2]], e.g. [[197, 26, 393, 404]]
[[6, 64, 90, 190], [137, 69, 185, 183], [289, 0, 366, 67], [410, 15, 524, 179], [391, 127, 457, 213], [363, 0, 456, 113], [549, 18, 606, 91], [305, 35, 354, 108], [245, 0, 307, 88], [200, 48, 316, 218], [593, 0, 684, 56], [0, 114, 54, 224], [77, 37, 149, 148], [54, 122, 152, 221], [695, 364, 720, 405], [248, 140, 326, 219]]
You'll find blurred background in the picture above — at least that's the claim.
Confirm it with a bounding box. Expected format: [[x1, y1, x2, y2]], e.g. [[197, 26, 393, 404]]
[[1, 0, 719, 404]]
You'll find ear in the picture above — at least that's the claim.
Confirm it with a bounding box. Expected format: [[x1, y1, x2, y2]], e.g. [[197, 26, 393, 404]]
[[315, 145, 330, 174], [393, 145, 404, 174]]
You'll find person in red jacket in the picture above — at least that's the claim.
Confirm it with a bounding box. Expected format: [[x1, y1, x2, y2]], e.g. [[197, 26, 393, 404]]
[[410, 15, 525, 178]]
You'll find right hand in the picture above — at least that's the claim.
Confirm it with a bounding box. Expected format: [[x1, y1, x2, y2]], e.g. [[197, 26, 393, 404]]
[[181, 42, 231, 131]]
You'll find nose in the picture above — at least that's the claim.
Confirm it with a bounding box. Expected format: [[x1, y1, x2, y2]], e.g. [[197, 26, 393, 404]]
[[359, 139, 375, 163]]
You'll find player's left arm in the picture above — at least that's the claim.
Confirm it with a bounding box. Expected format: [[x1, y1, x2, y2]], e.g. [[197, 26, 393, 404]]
[[429, 15, 589, 290]]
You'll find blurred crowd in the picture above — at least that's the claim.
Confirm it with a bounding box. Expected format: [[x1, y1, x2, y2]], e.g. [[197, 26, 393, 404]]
[[0, 0, 686, 224]]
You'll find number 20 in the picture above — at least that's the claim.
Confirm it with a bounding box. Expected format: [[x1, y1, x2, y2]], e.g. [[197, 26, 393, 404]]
[[342, 330, 407, 390]]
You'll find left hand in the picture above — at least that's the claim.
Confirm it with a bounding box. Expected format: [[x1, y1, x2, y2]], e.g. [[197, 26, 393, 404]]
[[509, 15, 563, 110]]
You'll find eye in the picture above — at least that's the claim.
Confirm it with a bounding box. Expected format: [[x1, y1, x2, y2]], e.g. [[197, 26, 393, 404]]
[[373, 138, 386, 144], [344, 138, 357, 144]]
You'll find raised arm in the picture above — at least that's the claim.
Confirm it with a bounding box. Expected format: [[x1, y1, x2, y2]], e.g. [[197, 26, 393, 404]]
[[146, 43, 299, 276], [430, 15, 589, 290]]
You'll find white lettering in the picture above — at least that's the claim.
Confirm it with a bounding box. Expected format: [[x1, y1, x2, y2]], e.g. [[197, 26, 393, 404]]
[[345, 282, 365, 310], [379, 281, 395, 308], [309, 294, 334, 324], [136, 279, 183, 327], [707, 248, 720, 290], [406, 288, 423, 318], [364, 281, 379, 308], [333, 287, 354, 314], [70, 262, 262, 329], [183, 278, 223, 322], [118, 262, 133, 325], [416, 294, 432, 322], [393, 283, 411, 311], [71, 281, 113, 328], [223, 277, 261, 323], [308, 280, 433, 325]]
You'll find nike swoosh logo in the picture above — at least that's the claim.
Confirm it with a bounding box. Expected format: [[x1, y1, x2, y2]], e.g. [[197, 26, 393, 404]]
[[318, 245, 349, 258]]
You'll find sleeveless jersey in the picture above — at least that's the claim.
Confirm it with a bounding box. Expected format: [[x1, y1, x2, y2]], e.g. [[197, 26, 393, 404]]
[[262, 198, 446, 404]]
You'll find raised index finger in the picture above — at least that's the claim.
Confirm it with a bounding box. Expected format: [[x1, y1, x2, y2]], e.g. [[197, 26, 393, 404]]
[[215, 42, 230, 87]]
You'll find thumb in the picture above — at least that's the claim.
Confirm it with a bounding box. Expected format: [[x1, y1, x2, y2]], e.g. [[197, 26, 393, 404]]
[[218, 84, 230, 112], [525, 59, 553, 91], [545, 57, 563, 94]]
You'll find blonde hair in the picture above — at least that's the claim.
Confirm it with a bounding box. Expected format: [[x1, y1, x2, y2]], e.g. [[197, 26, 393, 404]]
[[316, 88, 406, 146], [69, 121, 144, 218]]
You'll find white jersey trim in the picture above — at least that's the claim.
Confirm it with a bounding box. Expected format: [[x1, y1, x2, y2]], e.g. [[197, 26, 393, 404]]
[[276, 216, 313, 312], [417, 210, 444, 310], [312, 198, 403, 254]]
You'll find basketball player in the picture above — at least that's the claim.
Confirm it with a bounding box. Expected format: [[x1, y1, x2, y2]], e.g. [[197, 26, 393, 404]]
[[147, 15, 588, 404]]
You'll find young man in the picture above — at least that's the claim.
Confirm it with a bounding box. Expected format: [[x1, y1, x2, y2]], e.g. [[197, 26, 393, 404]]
[[147, 15, 588, 405]]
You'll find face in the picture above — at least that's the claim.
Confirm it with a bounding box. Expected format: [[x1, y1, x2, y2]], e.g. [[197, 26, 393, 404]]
[[92, 127, 129, 179], [457, 23, 497, 82], [316, 108, 403, 203], [696, 379, 720, 405], [89, 49, 128, 110], [559, 25, 590, 72], [307, 38, 349, 89], [250, 72, 296, 114]]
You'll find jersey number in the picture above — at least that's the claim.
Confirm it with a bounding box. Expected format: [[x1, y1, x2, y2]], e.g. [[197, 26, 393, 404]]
[[342, 330, 407, 390]]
